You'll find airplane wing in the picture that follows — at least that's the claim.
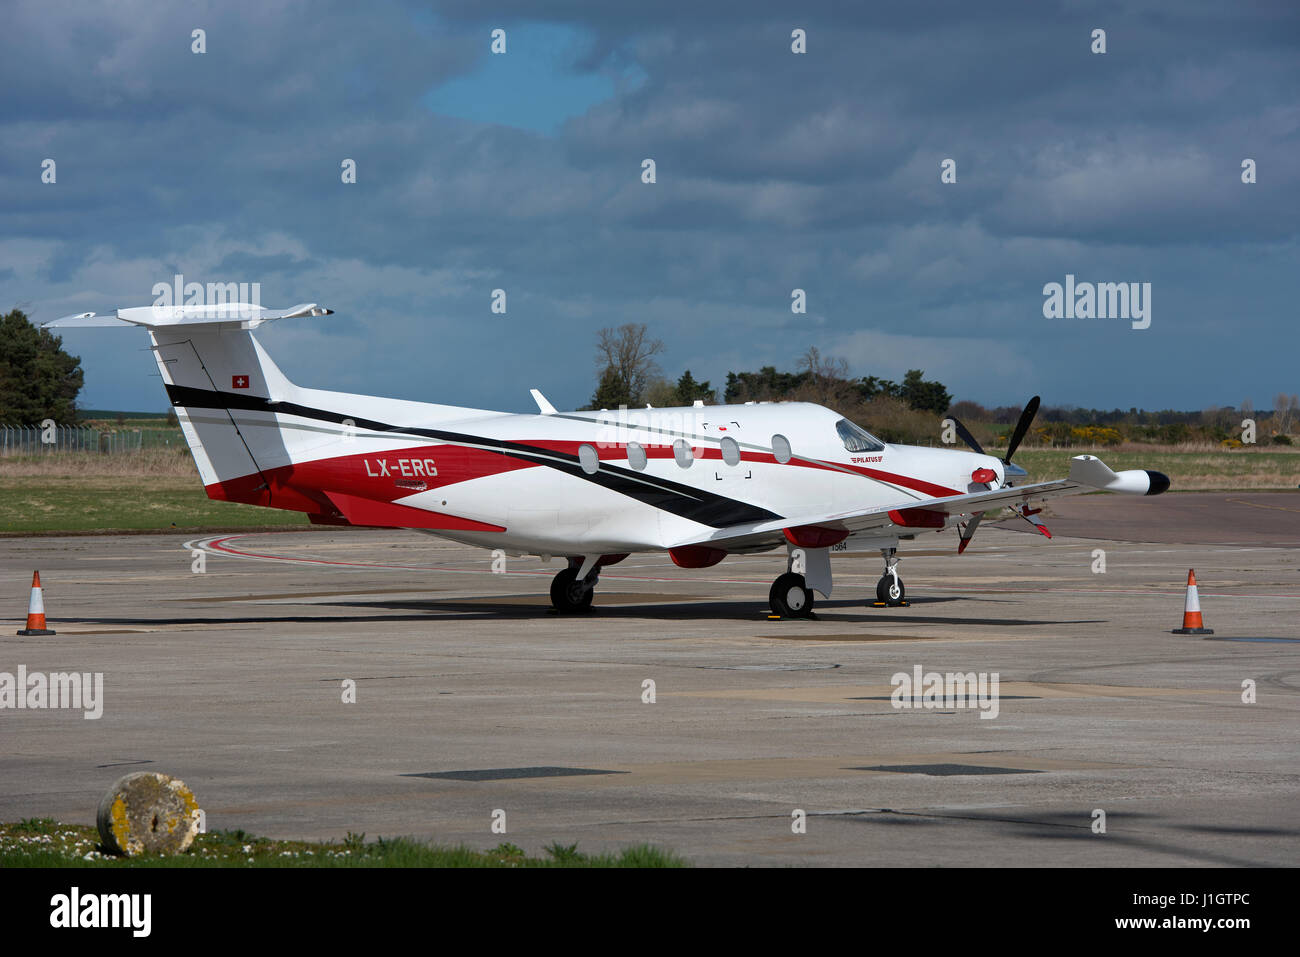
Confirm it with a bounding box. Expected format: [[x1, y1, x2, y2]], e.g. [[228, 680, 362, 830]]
[[673, 454, 1169, 551]]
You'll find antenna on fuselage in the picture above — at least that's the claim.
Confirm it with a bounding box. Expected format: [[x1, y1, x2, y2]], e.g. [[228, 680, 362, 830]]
[[530, 389, 557, 415]]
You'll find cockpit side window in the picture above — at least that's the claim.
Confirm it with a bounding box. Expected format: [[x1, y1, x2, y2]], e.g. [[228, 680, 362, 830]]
[[836, 418, 885, 453]]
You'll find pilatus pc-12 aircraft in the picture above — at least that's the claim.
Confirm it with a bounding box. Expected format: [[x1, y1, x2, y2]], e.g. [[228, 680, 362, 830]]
[[47, 302, 1170, 616]]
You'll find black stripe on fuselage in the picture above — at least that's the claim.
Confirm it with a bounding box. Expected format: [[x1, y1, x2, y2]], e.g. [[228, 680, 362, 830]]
[[165, 385, 781, 528]]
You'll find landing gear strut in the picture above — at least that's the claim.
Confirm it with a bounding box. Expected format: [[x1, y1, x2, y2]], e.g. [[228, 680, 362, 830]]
[[876, 547, 906, 605], [769, 572, 814, 618], [550, 561, 596, 613]]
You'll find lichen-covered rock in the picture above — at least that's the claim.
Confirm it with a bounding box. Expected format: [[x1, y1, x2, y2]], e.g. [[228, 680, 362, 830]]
[[95, 772, 200, 857]]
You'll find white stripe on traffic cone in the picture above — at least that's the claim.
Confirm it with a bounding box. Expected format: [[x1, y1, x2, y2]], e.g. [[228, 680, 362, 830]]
[[1172, 568, 1213, 635], [17, 570, 56, 636]]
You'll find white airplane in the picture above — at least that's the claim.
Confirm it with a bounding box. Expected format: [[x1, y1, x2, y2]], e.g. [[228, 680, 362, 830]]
[[46, 302, 1169, 616]]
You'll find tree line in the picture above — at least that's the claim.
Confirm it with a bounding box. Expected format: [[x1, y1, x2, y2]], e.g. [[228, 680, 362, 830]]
[[3, 309, 1295, 449], [583, 323, 1297, 447], [585, 324, 949, 416], [0, 309, 83, 422]]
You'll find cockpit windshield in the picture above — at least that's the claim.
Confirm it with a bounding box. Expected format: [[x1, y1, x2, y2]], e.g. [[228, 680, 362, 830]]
[[836, 418, 885, 453]]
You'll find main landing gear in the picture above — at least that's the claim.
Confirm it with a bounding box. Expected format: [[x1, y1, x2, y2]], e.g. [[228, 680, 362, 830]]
[[875, 547, 906, 606], [769, 572, 814, 618], [550, 561, 597, 613]]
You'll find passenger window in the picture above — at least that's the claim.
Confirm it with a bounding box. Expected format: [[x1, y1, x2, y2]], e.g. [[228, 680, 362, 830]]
[[772, 434, 792, 464], [672, 439, 693, 468], [627, 441, 647, 471], [578, 443, 600, 475], [720, 436, 741, 466]]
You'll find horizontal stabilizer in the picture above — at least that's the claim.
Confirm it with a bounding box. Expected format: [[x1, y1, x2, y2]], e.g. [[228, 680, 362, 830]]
[[43, 302, 333, 330]]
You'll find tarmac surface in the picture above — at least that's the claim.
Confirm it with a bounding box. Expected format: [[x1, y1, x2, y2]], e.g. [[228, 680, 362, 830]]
[[3, 491, 1298, 866]]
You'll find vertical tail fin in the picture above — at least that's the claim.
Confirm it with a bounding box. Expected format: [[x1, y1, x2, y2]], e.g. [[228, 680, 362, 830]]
[[151, 325, 298, 491], [45, 304, 334, 510]]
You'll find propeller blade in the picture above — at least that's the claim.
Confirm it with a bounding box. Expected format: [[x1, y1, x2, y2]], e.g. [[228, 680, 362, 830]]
[[957, 511, 985, 554], [1003, 395, 1041, 464], [950, 417, 985, 456], [1016, 503, 1051, 539]]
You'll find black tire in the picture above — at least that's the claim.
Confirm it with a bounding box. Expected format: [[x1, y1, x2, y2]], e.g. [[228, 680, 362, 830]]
[[876, 574, 905, 605], [769, 572, 814, 617], [550, 567, 595, 613]]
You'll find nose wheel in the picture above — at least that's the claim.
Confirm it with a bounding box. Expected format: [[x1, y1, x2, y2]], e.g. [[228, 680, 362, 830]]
[[769, 572, 814, 618], [876, 574, 905, 605], [550, 566, 595, 613]]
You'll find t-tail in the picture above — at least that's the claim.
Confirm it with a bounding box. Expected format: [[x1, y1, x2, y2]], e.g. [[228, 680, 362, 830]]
[[43, 302, 487, 521], [46, 304, 338, 510]]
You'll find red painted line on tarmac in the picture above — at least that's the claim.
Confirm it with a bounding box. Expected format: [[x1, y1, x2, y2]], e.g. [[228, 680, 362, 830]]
[[197, 535, 775, 586], [203, 535, 453, 571]]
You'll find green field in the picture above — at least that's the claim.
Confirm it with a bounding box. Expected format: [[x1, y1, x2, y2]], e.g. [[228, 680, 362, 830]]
[[0, 477, 307, 534], [0, 819, 685, 868]]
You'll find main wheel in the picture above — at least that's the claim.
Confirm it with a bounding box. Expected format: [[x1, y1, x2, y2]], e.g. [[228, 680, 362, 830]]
[[876, 574, 905, 605], [550, 567, 595, 613], [769, 572, 814, 618]]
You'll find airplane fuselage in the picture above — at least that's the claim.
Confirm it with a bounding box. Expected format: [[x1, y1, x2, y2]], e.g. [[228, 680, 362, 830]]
[[198, 389, 1003, 558]]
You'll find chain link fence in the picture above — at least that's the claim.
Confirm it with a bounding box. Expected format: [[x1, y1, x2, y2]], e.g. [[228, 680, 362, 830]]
[[0, 424, 181, 455]]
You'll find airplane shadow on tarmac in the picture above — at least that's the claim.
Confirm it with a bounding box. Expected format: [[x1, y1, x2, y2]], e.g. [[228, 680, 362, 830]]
[[62, 594, 1107, 628], [842, 808, 1294, 867]]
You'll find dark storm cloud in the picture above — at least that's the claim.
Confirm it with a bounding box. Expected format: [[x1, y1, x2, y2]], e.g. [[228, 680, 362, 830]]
[[1, 0, 1296, 414]]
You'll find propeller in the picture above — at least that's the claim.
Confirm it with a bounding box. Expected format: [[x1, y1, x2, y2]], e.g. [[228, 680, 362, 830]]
[[951, 418, 985, 456], [949, 395, 1045, 553], [957, 513, 983, 554], [1002, 395, 1040, 471], [949, 395, 1041, 483], [1014, 503, 1052, 539]]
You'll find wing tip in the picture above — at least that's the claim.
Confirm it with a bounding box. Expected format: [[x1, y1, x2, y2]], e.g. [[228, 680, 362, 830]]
[[1144, 470, 1171, 495]]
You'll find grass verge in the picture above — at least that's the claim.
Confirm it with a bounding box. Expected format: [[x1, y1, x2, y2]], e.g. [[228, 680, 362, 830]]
[[0, 477, 307, 534], [0, 818, 686, 868]]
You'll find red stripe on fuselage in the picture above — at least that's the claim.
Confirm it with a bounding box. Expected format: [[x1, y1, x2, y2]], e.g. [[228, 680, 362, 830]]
[[515, 438, 958, 495], [829, 461, 960, 497], [203, 436, 960, 519], [204, 444, 539, 513], [713, 449, 959, 497]]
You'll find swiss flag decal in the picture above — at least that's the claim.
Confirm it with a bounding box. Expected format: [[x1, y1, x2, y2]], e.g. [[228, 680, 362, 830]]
[[231, 374, 250, 389]]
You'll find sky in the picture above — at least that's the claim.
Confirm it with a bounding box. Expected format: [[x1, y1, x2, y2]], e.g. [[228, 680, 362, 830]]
[[2, 0, 1297, 416]]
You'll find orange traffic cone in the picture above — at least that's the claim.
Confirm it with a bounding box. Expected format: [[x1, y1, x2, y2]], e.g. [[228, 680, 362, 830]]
[[17, 571, 56, 636], [1171, 569, 1213, 635]]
